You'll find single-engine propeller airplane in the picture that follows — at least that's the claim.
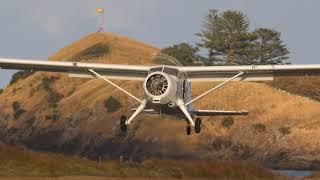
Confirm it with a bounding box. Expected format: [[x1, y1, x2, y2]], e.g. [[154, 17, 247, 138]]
[[1, 58, 320, 135]]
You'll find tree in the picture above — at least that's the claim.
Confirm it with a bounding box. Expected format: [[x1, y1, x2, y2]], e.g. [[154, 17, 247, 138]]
[[158, 43, 201, 66], [197, 9, 255, 64], [10, 70, 34, 85], [250, 28, 290, 65]]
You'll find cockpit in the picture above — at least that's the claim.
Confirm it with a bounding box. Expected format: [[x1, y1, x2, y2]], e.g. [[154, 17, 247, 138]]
[[149, 66, 179, 76]]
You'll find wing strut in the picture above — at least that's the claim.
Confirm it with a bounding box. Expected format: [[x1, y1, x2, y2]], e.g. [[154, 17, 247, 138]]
[[89, 69, 143, 103], [185, 71, 244, 106], [126, 100, 147, 125]]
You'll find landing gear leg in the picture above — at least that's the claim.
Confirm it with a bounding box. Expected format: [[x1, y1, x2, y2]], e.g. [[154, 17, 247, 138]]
[[195, 118, 202, 134], [186, 125, 191, 135], [120, 115, 127, 133]]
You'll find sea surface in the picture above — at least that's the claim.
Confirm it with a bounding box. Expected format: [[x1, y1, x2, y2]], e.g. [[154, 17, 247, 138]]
[[273, 170, 313, 177]]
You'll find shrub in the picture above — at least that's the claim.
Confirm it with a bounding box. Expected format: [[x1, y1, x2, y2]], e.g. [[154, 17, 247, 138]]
[[42, 76, 59, 92], [12, 101, 26, 120], [10, 70, 34, 85], [13, 109, 26, 120], [211, 138, 232, 151], [279, 127, 291, 135], [104, 96, 121, 113], [253, 123, 266, 133], [222, 117, 234, 128], [41, 77, 64, 108], [26, 116, 36, 126], [48, 91, 64, 108], [267, 77, 320, 102], [72, 43, 110, 61], [45, 113, 60, 121], [0, 89, 3, 94], [12, 101, 21, 111]]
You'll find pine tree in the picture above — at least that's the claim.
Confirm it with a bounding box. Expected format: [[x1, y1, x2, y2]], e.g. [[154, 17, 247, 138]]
[[250, 28, 290, 65], [197, 9, 255, 64]]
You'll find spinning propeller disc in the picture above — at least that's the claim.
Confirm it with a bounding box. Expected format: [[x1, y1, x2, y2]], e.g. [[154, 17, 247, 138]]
[[146, 74, 168, 96]]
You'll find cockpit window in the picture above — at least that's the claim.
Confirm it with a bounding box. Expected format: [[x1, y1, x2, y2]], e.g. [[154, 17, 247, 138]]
[[150, 67, 163, 73], [163, 67, 179, 76], [149, 66, 179, 76]]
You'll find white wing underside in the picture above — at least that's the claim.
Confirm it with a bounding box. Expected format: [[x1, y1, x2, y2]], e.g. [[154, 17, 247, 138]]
[[1, 58, 320, 81]]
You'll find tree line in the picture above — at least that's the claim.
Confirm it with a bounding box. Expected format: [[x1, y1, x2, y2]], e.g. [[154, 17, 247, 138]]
[[160, 9, 290, 66]]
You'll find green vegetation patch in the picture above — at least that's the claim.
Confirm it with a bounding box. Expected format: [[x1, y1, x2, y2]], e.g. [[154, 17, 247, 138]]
[[72, 43, 111, 61], [267, 77, 320, 102], [222, 117, 234, 128], [253, 123, 266, 133], [0, 89, 3, 94], [41, 76, 64, 108], [156, 43, 201, 66], [11, 101, 26, 120], [10, 70, 34, 85], [211, 138, 232, 151], [279, 127, 291, 136], [104, 96, 122, 113]]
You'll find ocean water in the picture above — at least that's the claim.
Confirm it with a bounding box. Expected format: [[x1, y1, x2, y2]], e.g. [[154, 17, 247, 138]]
[[273, 170, 312, 177]]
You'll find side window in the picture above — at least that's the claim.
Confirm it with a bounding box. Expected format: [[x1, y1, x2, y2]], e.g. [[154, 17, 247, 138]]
[[149, 67, 163, 74]]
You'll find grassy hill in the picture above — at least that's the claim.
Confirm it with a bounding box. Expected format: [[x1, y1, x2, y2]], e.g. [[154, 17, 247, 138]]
[[0, 32, 320, 170], [0, 142, 284, 179], [267, 77, 320, 102]]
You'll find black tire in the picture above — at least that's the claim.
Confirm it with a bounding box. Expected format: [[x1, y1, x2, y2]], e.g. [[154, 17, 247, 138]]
[[120, 115, 127, 132], [195, 118, 202, 134], [186, 126, 191, 135]]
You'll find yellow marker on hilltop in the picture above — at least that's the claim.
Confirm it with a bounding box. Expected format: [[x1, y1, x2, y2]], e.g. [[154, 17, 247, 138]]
[[96, 8, 104, 13]]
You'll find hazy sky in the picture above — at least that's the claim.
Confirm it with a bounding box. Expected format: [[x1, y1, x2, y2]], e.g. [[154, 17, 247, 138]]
[[0, 0, 320, 88]]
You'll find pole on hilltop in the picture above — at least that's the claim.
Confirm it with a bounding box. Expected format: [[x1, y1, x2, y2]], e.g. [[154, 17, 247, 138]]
[[96, 8, 105, 32]]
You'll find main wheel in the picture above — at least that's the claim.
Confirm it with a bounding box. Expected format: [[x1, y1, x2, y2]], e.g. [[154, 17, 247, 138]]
[[195, 118, 202, 134], [120, 115, 127, 132], [186, 126, 191, 135]]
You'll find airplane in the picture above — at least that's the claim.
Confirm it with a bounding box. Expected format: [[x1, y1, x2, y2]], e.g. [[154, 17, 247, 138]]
[[1, 58, 320, 135]]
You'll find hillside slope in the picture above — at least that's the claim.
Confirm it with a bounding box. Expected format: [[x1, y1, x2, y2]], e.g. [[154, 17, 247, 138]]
[[1, 142, 281, 178], [1, 32, 320, 170]]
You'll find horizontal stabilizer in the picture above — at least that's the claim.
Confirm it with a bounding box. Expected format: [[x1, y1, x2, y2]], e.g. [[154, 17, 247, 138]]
[[192, 110, 248, 116]]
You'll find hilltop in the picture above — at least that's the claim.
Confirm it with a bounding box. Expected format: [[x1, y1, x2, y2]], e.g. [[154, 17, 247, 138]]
[[0, 32, 320, 170]]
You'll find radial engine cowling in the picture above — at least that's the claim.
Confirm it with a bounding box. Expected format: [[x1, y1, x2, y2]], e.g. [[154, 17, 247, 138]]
[[143, 72, 178, 104]]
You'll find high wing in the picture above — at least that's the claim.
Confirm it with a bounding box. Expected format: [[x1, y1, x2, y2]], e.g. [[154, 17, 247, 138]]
[[179, 65, 320, 82], [2, 58, 320, 82], [0, 58, 150, 81], [192, 110, 248, 116]]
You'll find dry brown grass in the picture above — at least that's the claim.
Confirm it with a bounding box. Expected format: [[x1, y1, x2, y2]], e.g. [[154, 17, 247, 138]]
[[0, 142, 287, 179], [1, 32, 320, 171]]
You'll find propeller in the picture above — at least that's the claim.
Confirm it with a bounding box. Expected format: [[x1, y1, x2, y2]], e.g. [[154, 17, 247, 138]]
[[145, 74, 169, 96]]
